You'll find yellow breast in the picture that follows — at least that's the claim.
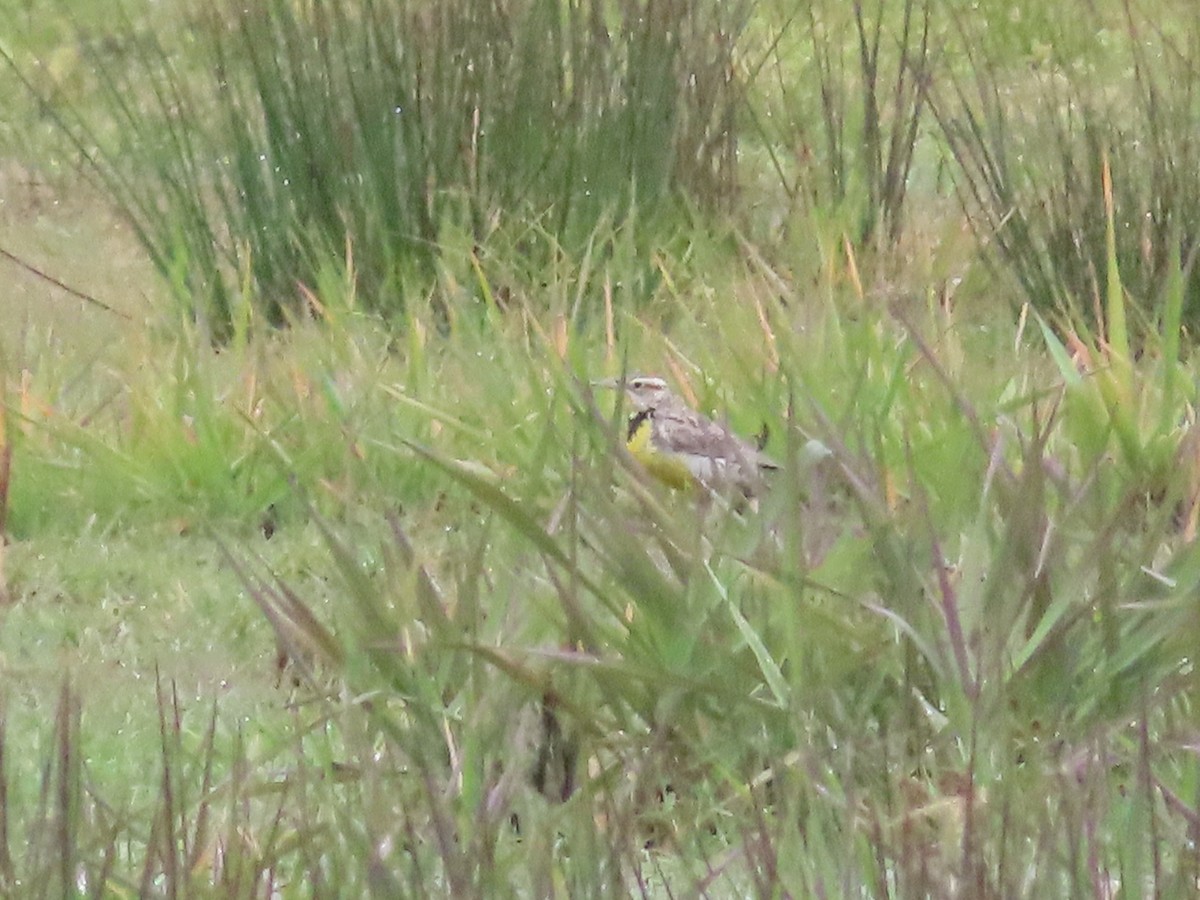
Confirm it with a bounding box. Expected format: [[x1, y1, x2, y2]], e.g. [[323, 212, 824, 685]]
[[626, 411, 695, 491]]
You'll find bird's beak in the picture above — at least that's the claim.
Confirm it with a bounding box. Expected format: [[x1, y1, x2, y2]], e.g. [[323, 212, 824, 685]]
[[591, 376, 624, 391]]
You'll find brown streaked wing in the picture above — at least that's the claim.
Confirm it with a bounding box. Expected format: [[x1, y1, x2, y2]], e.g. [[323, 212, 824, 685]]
[[649, 408, 776, 470]]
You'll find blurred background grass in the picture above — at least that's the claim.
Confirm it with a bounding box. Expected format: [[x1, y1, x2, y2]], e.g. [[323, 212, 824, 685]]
[[1, 0, 1199, 895]]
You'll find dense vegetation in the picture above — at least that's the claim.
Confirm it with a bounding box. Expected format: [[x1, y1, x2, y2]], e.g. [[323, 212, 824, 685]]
[[1, 0, 1199, 895]]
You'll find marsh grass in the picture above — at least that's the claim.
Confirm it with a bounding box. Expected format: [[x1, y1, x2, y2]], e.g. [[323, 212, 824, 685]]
[[4, 0, 750, 340], [0, 261, 1198, 895], [5, 254, 1196, 892], [747, 0, 935, 259], [932, 0, 1200, 333], [1, 0, 1200, 894]]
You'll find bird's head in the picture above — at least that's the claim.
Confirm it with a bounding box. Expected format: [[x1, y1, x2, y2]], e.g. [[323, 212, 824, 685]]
[[595, 375, 674, 412]]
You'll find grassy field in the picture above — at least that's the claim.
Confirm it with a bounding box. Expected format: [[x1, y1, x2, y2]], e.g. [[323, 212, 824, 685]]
[[2, 0, 1200, 896]]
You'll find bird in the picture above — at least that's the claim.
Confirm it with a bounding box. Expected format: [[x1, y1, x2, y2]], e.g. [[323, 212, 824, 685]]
[[595, 375, 779, 497]]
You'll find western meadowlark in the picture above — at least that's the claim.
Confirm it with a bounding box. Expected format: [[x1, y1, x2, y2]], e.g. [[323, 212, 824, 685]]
[[596, 375, 778, 497]]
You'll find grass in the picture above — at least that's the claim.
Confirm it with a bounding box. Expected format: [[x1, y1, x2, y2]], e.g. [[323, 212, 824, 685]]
[[1, 0, 1199, 895], [2, 0, 748, 339], [931, 0, 1200, 330]]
